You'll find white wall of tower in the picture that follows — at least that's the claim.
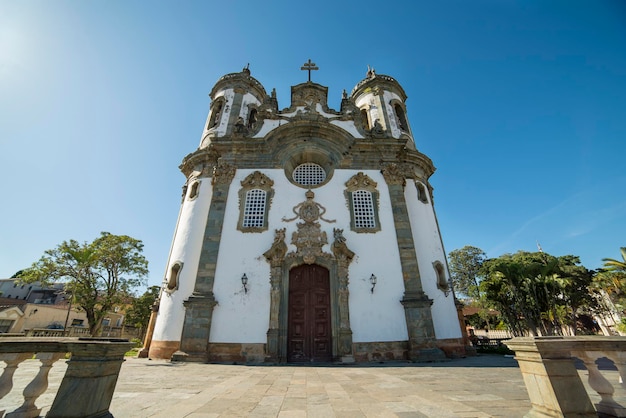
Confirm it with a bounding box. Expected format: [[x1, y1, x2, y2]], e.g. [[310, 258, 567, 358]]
[[152, 179, 213, 343], [405, 181, 462, 340]]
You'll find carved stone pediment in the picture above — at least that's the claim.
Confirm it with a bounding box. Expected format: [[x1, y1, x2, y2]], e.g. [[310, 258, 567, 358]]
[[291, 83, 328, 108], [345, 172, 377, 192], [241, 171, 274, 190]]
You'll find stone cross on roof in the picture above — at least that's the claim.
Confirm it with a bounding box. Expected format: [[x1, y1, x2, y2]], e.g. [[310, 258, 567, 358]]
[[300, 59, 318, 82]]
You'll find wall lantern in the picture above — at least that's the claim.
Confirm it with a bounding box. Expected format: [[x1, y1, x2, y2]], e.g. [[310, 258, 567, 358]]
[[370, 274, 377, 293], [241, 273, 249, 294]]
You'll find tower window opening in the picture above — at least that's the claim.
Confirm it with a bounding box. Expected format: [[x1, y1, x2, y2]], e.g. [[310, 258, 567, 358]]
[[242, 189, 267, 228], [248, 109, 258, 129], [293, 163, 326, 186], [394, 104, 408, 132], [360, 109, 370, 130], [208, 101, 224, 129]]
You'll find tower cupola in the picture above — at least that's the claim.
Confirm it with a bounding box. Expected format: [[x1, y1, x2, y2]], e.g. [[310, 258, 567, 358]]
[[351, 67, 413, 149], [200, 64, 268, 148]]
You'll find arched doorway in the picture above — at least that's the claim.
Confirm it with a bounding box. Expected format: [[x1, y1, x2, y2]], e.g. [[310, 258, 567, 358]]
[[287, 264, 332, 362]]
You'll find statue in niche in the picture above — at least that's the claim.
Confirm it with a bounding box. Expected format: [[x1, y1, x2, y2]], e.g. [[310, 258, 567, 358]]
[[371, 119, 384, 135], [234, 116, 247, 134], [263, 228, 287, 265], [332, 229, 354, 262]]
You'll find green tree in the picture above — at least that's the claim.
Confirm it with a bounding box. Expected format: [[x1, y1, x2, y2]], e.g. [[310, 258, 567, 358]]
[[479, 251, 596, 336], [447, 245, 486, 299], [21, 232, 149, 336], [125, 286, 160, 339]]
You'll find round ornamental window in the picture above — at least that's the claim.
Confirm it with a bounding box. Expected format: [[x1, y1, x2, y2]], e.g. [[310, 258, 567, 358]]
[[292, 163, 327, 187]]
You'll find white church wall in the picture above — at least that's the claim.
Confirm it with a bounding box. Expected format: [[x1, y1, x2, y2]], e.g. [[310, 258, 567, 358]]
[[404, 181, 462, 340], [334, 170, 410, 343], [208, 168, 409, 344], [152, 179, 213, 343], [329, 119, 363, 138], [253, 119, 287, 138]]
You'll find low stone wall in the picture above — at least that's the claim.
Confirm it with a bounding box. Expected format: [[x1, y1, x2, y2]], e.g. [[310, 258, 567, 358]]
[[0, 337, 132, 418], [435, 337, 468, 358], [207, 343, 265, 364], [506, 336, 626, 418], [352, 341, 408, 362]]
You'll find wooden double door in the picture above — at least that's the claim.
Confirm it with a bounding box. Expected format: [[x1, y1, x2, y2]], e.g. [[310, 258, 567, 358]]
[[287, 264, 332, 363]]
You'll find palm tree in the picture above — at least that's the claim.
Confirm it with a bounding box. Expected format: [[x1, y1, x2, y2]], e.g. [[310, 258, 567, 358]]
[[603, 247, 626, 273]]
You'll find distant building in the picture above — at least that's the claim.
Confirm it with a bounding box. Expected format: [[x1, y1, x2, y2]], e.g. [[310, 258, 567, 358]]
[[148, 65, 465, 363], [0, 278, 65, 304], [0, 297, 87, 334]]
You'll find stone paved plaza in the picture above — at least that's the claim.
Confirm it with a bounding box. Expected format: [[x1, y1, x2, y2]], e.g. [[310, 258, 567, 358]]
[[2, 354, 533, 417]]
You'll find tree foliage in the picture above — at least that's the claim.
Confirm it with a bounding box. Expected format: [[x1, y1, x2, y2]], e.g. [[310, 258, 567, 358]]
[[603, 247, 626, 273], [21, 232, 148, 336], [594, 247, 626, 313], [448, 245, 486, 299], [479, 251, 595, 336], [125, 286, 160, 339]]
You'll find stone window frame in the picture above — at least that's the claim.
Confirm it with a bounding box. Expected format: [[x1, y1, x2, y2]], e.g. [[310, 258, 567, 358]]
[[415, 181, 429, 204], [433, 260, 450, 295], [344, 172, 381, 233], [237, 171, 275, 233], [165, 261, 183, 293], [187, 179, 200, 200], [390, 99, 409, 133]]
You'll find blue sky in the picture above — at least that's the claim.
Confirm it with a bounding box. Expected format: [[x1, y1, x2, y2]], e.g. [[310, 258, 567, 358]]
[[1, 1, 625, 291]]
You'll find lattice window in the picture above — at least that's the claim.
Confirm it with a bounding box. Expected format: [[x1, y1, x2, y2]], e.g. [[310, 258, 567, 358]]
[[293, 163, 326, 186], [352, 190, 376, 229], [242, 189, 267, 228], [344, 172, 381, 233], [238, 171, 274, 233]]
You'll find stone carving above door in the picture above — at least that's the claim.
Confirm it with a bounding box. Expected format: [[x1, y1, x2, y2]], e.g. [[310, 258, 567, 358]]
[[282, 190, 335, 265]]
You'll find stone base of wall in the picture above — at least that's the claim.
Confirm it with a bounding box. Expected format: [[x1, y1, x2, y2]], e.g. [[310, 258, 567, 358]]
[[352, 341, 409, 362], [148, 340, 180, 359], [208, 343, 266, 364], [435, 338, 469, 358]]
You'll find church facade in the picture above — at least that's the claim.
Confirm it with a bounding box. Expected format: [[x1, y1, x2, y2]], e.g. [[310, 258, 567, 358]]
[[147, 64, 465, 363]]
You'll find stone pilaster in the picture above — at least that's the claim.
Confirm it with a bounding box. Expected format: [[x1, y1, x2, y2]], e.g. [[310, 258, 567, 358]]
[[138, 298, 160, 358], [381, 163, 445, 362], [176, 162, 235, 362], [263, 229, 288, 363], [332, 229, 355, 363]]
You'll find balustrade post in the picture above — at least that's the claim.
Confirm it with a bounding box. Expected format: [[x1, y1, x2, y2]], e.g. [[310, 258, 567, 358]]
[[605, 351, 626, 391], [46, 339, 131, 418], [5, 352, 65, 418], [574, 350, 626, 417], [0, 353, 34, 416]]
